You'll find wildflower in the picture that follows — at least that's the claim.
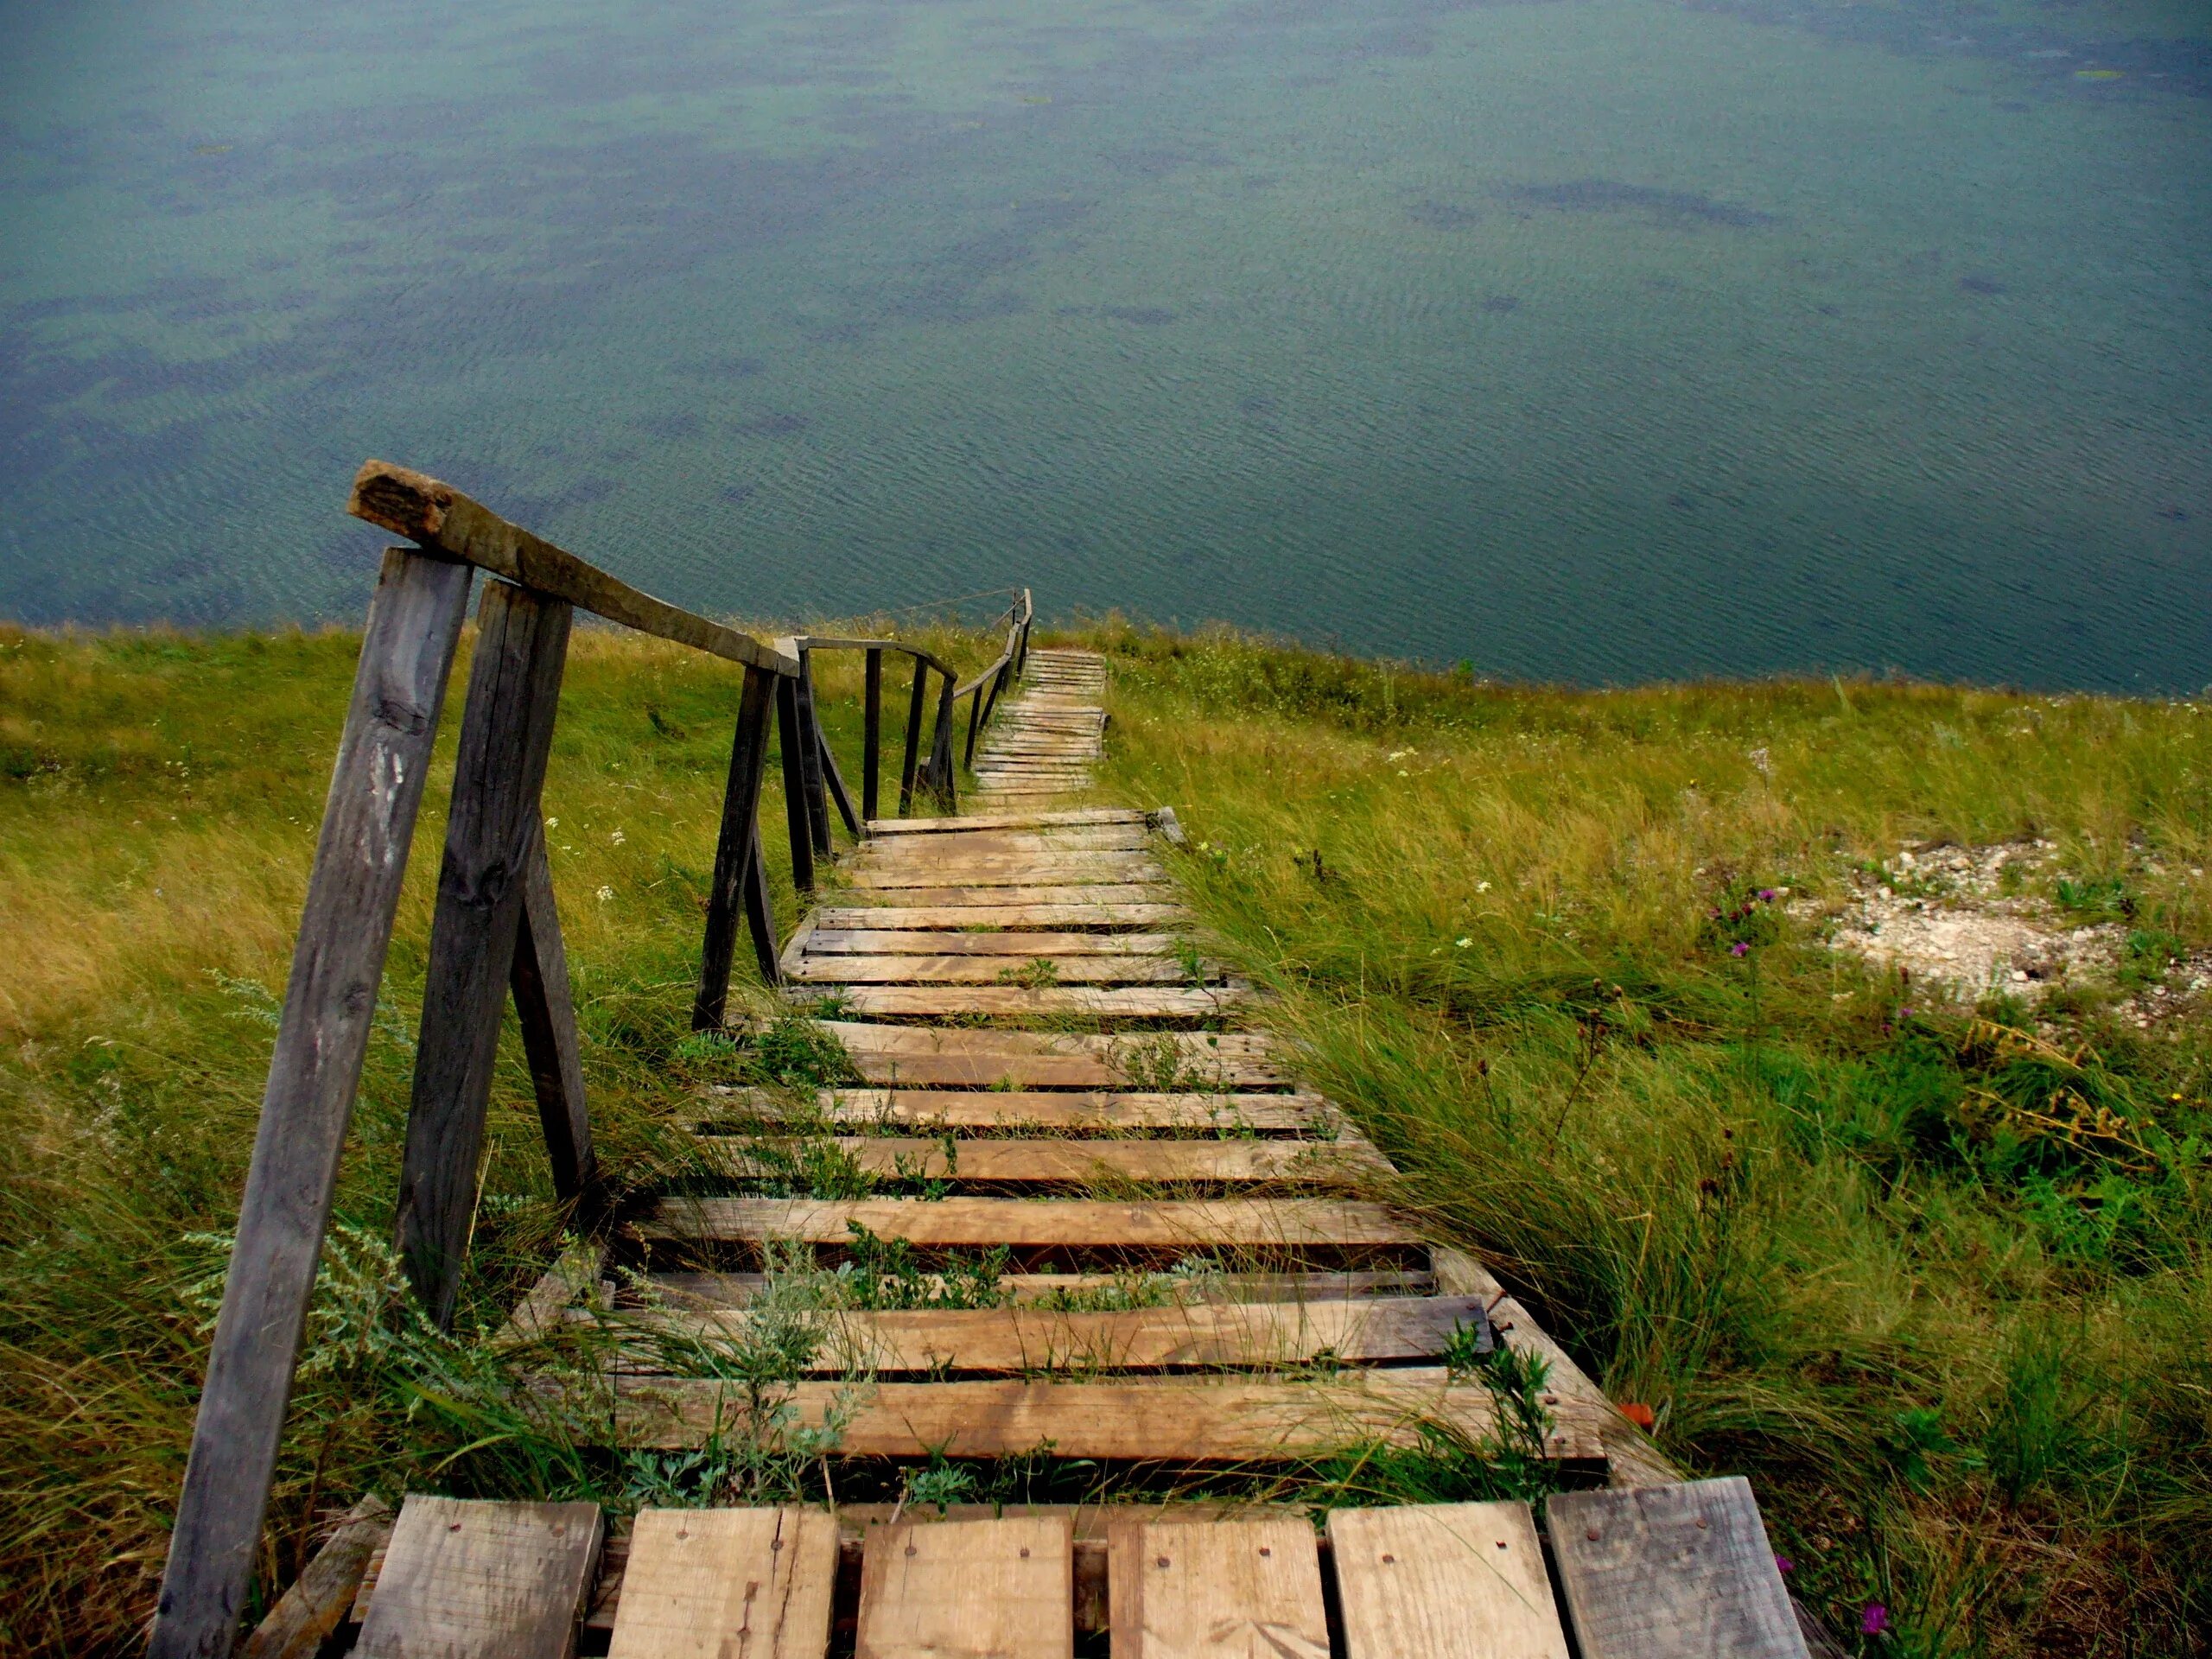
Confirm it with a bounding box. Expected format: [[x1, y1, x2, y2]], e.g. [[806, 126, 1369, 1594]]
[[1477, 880, 1491, 893], [545, 817, 558, 829], [1757, 887, 1777, 902], [1860, 1604, 1890, 1637], [596, 885, 614, 903], [1455, 938, 1471, 949], [611, 830, 626, 845], [1748, 747, 1771, 775], [1775, 1555, 1793, 1574], [1731, 941, 1750, 957]]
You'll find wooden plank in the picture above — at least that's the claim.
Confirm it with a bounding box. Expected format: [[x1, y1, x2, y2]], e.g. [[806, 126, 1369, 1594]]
[[804, 930, 1179, 956], [638, 1196, 1414, 1248], [788, 954, 1204, 985], [812, 983, 1244, 1018], [811, 1023, 1287, 1088], [694, 1135, 1383, 1184], [491, 1241, 607, 1350], [622, 1294, 1491, 1373], [149, 547, 474, 1659], [844, 855, 1162, 887], [1430, 1249, 1679, 1489], [242, 1496, 393, 1659], [858, 1516, 1071, 1659], [1109, 1516, 1327, 1659], [706, 1087, 1325, 1134], [868, 809, 1141, 834], [613, 1370, 1603, 1460], [396, 576, 572, 1329], [357, 1495, 602, 1659], [825, 884, 1176, 909], [810, 905, 1185, 930], [1329, 1504, 1570, 1659], [693, 664, 779, 1022], [1545, 1479, 1808, 1659], [607, 1507, 837, 1659], [860, 828, 1149, 857], [512, 826, 593, 1205], [649, 1269, 1435, 1307], [349, 461, 798, 676]]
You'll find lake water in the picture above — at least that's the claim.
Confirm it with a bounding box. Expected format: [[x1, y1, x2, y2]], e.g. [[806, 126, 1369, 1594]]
[[2, 0, 2206, 690]]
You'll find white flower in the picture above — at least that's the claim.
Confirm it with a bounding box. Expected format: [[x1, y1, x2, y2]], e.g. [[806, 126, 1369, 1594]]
[[1455, 937, 1472, 949], [1386, 749, 1414, 763], [1397, 769, 1410, 778], [544, 817, 558, 830], [596, 886, 614, 903], [1477, 880, 1491, 893], [610, 830, 626, 845]]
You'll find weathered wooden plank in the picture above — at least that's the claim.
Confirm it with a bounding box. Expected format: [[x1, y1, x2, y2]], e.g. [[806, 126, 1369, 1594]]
[[1545, 1479, 1808, 1659], [1109, 1516, 1328, 1659], [396, 577, 572, 1329], [858, 1516, 1071, 1659], [613, 1370, 1603, 1460], [804, 930, 1179, 956], [867, 808, 1141, 834], [1430, 1249, 1679, 1489], [348, 461, 797, 677], [810, 1023, 1286, 1088], [845, 856, 1164, 889], [649, 1269, 1435, 1308], [693, 664, 779, 1023], [356, 1496, 602, 1659], [150, 548, 473, 1659], [812, 983, 1245, 1018], [810, 904, 1186, 930], [637, 1195, 1414, 1248], [607, 1508, 837, 1659], [694, 1135, 1385, 1185], [788, 954, 1203, 985], [241, 1496, 393, 1659], [1329, 1503, 1570, 1659], [622, 1294, 1490, 1373], [860, 828, 1149, 857], [825, 884, 1176, 909], [512, 827, 593, 1205], [705, 1086, 1325, 1134], [491, 1241, 607, 1350]]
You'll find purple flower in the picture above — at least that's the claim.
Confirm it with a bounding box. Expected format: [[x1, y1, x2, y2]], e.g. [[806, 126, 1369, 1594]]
[[1861, 1604, 1891, 1637], [1731, 941, 1751, 957], [1758, 887, 1778, 902], [1775, 1554, 1793, 1574], [1898, 1006, 1912, 1018]]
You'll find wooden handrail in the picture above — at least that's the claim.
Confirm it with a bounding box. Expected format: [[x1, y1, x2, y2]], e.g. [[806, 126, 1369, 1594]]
[[349, 461, 800, 678]]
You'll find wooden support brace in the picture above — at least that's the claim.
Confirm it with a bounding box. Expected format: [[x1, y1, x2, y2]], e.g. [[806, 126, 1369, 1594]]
[[396, 578, 571, 1331], [511, 825, 594, 1210], [862, 646, 883, 824], [794, 650, 833, 858], [774, 663, 816, 893], [817, 710, 861, 839], [694, 664, 779, 1025], [897, 658, 928, 816], [149, 548, 472, 1659]]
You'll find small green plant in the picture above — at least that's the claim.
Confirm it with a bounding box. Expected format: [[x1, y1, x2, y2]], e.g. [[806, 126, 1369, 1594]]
[[1440, 1315, 1494, 1376], [835, 1223, 1009, 1310], [2056, 874, 2135, 920], [749, 1014, 859, 1088], [995, 958, 1059, 988], [901, 1449, 976, 1511]]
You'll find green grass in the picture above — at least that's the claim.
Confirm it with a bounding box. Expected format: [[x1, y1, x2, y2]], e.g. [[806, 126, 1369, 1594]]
[[1087, 620, 2212, 1656], [3, 615, 2209, 1654]]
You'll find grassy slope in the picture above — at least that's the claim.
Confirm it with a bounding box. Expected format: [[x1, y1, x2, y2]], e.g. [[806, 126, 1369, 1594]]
[[1, 618, 2207, 1654]]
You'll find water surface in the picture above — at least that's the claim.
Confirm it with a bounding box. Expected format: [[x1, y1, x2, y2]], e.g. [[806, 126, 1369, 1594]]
[[2, 0, 2207, 689]]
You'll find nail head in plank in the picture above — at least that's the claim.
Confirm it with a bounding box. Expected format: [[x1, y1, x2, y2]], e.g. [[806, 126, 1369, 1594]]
[[639, 1195, 1415, 1248], [1329, 1503, 1569, 1659], [356, 1495, 603, 1659], [607, 1507, 837, 1659], [858, 1516, 1072, 1659], [1108, 1516, 1328, 1659], [1545, 1479, 1808, 1659]]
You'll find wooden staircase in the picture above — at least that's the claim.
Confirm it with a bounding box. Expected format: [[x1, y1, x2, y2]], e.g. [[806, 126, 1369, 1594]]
[[293, 648, 1818, 1657]]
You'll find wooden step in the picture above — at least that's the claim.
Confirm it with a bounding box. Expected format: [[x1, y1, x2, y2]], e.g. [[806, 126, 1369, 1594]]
[[608, 1508, 837, 1659], [705, 1088, 1328, 1135], [808, 983, 1245, 1019], [614, 1294, 1490, 1374], [866, 809, 1141, 834], [647, 1268, 1437, 1307], [859, 1516, 1071, 1659], [1109, 1516, 1327, 1659], [810, 905, 1186, 930], [860, 829, 1149, 857], [810, 1024, 1286, 1087], [818, 884, 1176, 909], [789, 956, 1213, 986], [802, 930, 1181, 956], [691, 1135, 1387, 1184], [1328, 1503, 1570, 1659], [638, 1195, 1414, 1248], [356, 1497, 602, 1659], [846, 862, 1168, 892], [612, 1370, 1603, 1461]]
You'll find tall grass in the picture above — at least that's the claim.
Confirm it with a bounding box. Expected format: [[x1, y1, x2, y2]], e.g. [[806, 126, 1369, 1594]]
[[1086, 620, 2212, 1656]]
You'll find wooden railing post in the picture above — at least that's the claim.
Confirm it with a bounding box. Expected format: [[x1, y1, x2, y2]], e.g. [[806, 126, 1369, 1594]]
[[793, 649, 832, 858], [511, 826, 593, 1208], [861, 647, 882, 824], [816, 712, 861, 839], [693, 664, 779, 1026], [394, 578, 572, 1331], [149, 548, 473, 1659], [929, 673, 959, 810], [898, 658, 928, 815], [963, 682, 985, 771], [774, 664, 816, 892]]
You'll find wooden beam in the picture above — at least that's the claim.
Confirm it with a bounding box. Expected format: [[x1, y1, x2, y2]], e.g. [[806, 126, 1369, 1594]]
[[693, 664, 779, 1024], [396, 578, 571, 1329], [862, 647, 882, 824], [347, 461, 797, 677], [240, 1497, 394, 1659], [511, 827, 594, 1207], [775, 666, 815, 893], [691, 1134, 1385, 1185], [704, 1086, 1325, 1135], [638, 1195, 1414, 1248], [794, 651, 833, 857], [149, 548, 472, 1659]]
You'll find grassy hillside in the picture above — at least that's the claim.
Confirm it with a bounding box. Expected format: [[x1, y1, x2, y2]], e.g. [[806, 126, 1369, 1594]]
[[1, 618, 2207, 1655]]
